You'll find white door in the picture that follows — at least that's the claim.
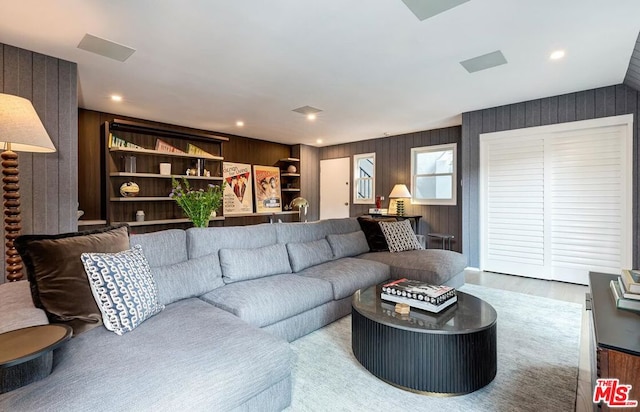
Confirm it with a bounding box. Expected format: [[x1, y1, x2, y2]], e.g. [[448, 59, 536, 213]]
[[320, 157, 350, 219], [480, 115, 633, 285]]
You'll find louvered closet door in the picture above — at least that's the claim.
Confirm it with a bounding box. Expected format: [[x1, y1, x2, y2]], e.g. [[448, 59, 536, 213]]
[[481, 136, 547, 279], [550, 126, 629, 283], [480, 116, 632, 285]]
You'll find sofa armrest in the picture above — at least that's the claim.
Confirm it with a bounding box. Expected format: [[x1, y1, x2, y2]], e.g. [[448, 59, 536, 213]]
[[0, 280, 48, 334]]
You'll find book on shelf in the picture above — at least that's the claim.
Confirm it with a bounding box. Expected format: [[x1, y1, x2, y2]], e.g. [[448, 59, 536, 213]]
[[382, 278, 456, 306], [617, 276, 640, 301], [609, 280, 640, 313], [620, 269, 640, 294], [381, 293, 458, 313]]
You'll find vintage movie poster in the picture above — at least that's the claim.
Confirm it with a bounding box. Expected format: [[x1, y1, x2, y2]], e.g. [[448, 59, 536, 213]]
[[223, 162, 253, 215], [253, 165, 282, 213]]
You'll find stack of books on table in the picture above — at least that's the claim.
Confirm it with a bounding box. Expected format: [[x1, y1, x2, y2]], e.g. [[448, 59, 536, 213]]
[[609, 269, 640, 313], [381, 278, 457, 313]]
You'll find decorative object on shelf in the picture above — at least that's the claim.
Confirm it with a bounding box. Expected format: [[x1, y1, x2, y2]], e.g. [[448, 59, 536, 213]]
[[190, 159, 205, 177], [289, 197, 309, 222], [108, 134, 142, 149], [120, 182, 140, 197], [0, 93, 57, 281], [287, 164, 297, 173], [223, 162, 253, 215], [155, 139, 185, 154], [136, 210, 145, 222], [122, 155, 137, 173], [186, 143, 213, 157], [375, 195, 382, 209], [159, 163, 171, 176], [253, 165, 282, 213], [389, 184, 412, 216], [170, 177, 225, 228]]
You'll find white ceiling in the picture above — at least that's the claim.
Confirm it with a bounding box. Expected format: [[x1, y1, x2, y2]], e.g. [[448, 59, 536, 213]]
[[1, 1, 640, 146]]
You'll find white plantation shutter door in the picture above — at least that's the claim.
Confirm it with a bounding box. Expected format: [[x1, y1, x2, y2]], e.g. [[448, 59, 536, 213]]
[[480, 115, 632, 284], [481, 136, 546, 278]]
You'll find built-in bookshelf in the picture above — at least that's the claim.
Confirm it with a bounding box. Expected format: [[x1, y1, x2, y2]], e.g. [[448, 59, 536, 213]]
[[104, 119, 228, 228]]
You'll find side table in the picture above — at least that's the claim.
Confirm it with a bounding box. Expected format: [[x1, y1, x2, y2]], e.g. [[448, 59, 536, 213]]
[[427, 233, 454, 250], [0, 324, 72, 393]]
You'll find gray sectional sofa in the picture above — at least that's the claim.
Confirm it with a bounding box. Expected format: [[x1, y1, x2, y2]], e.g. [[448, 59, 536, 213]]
[[0, 217, 466, 411]]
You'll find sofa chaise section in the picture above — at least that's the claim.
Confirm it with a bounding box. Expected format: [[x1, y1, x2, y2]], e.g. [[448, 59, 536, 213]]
[[0, 298, 292, 412]]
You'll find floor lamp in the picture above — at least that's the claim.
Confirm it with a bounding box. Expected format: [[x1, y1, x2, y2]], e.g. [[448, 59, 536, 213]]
[[0, 93, 56, 282]]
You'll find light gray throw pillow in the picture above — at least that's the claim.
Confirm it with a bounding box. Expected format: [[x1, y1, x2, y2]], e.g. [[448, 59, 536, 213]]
[[286, 239, 334, 272], [326, 231, 370, 258], [219, 243, 292, 284]]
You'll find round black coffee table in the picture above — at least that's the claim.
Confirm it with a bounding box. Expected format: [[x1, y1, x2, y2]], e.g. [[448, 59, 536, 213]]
[[351, 285, 497, 395]]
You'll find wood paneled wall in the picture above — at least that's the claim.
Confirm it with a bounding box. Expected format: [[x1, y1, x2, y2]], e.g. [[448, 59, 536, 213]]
[[1, 43, 78, 283], [296, 144, 320, 221], [320, 127, 462, 251], [78, 109, 298, 230], [462, 84, 640, 267]]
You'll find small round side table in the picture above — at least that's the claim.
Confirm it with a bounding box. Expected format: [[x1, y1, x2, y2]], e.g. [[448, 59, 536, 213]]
[[0, 324, 72, 394]]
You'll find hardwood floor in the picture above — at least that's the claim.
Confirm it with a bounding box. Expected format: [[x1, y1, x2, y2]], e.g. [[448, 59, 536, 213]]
[[464, 270, 592, 412]]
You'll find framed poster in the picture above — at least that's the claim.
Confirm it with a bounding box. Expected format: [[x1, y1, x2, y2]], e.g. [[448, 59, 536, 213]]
[[223, 162, 253, 215], [253, 165, 282, 213]]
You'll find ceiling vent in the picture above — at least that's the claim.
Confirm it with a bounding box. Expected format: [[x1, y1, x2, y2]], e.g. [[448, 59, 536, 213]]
[[77, 34, 136, 62], [460, 50, 508, 73], [292, 106, 323, 115], [401, 0, 470, 21]]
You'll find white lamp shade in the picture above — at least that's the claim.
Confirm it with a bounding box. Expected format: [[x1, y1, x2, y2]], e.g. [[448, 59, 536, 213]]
[[389, 184, 412, 198], [0, 93, 56, 153]]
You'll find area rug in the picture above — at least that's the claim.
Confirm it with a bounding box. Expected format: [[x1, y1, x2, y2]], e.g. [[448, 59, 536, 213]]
[[286, 284, 582, 412]]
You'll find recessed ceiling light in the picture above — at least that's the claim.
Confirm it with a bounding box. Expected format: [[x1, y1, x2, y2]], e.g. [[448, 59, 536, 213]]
[[236, 121, 244, 127], [307, 114, 317, 121], [111, 95, 122, 102], [550, 50, 565, 60], [316, 139, 323, 144]]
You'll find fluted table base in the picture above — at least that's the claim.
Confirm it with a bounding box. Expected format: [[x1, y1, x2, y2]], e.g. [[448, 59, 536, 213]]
[[352, 288, 497, 395]]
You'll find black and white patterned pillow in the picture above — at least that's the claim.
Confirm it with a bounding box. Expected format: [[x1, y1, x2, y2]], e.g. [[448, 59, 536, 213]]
[[378, 220, 423, 253], [81, 245, 164, 335]]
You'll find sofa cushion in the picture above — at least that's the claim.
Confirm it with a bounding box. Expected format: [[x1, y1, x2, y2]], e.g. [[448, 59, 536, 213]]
[[286, 239, 334, 272], [186, 224, 277, 259], [297, 258, 390, 300], [357, 216, 397, 252], [130, 229, 187, 267], [359, 249, 467, 285], [379, 220, 423, 252], [220, 243, 292, 284], [326, 231, 370, 258], [0, 298, 292, 411], [15, 224, 130, 335], [275, 221, 332, 244], [131, 229, 224, 306], [0, 281, 48, 334], [81, 245, 164, 335], [200, 274, 334, 327]]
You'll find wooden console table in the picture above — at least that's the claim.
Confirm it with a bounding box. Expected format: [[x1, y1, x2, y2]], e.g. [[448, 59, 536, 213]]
[[587, 272, 640, 411]]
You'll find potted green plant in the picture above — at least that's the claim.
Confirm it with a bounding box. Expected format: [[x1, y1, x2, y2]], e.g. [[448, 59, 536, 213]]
[[170, 177, 225, 228]]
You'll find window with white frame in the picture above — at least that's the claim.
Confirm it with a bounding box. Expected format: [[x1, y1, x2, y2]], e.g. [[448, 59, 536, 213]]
[[411, 143, 457, 205], [353, 153, 375, 204]]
